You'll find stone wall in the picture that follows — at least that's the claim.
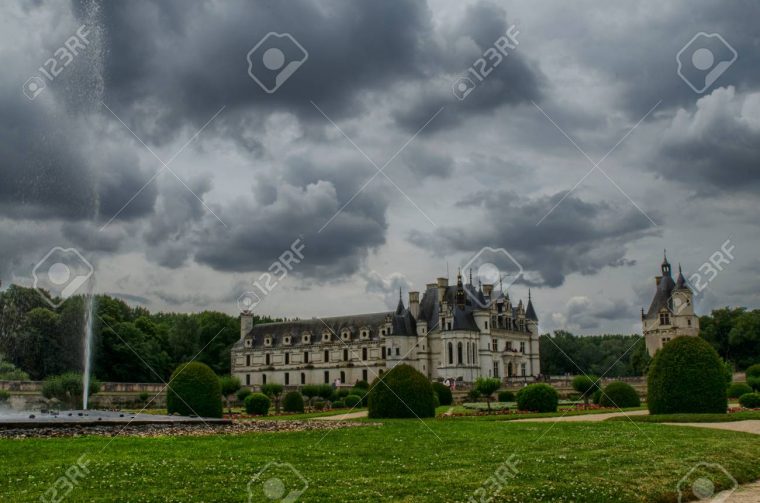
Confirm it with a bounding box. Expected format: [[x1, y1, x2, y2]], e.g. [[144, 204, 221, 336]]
[[0, 381, 167, 410]]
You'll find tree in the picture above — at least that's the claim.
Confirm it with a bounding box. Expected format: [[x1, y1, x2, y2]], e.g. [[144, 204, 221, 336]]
[[261, 383, 285, 413], [571, 375, 599, 406], [220, 375, 242, 413], [367, 364, 435, 419], [301, 385, 319, 409], [728, 311, 760, 370], [166, 362, 223, 418], [474, 377, 501, 411], [746, 364, 760, 392]]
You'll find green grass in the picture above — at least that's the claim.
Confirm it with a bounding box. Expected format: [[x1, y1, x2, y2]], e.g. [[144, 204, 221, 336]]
[[1, 418, 759, 502], [607, 411, 760, 423], [241, 408, 366, 421], [442, 405, 645, 421]]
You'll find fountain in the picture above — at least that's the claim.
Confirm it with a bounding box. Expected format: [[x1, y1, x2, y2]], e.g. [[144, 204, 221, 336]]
[[82, 293, 95, 410]]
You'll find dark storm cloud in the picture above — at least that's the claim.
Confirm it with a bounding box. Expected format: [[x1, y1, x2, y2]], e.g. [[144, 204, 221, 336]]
[[653, 86, 760, 193], [401, 145, 455, 180], [411, 190, 659, 287]]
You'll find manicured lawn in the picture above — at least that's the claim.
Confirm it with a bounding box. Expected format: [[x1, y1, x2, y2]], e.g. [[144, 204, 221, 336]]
[[440, 405, 645, 421], [1, 418, 759, 502], [241, 408, 367, 421], [608, 410, 760, 423]]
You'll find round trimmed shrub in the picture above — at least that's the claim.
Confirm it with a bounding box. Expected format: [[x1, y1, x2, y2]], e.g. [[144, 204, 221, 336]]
[[516, 384, 559, 413], [746, 364, 760, 391], [739, 392, 760, 409], [498, 390, 515, 403], [344, 394, 362, 408], [727, 382, 753, 399], [282, 391, 304, 413], [647, 337, 728, 414], [599, 381, 640, 408], [332, 400, 346, 408], [166, 362, 222, 418], [350, 387, 369, 406], [572, 375, 599, 404], [244, 393, 270, 415], [432, 382, 453, 406], [368, 364, 435, 419]]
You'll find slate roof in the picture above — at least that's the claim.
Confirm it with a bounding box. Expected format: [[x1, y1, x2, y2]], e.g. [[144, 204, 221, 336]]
[[645, 255, 691, 319]]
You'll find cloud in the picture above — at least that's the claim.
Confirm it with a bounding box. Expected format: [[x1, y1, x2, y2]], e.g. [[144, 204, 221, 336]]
[[410, 190, 659, 287]]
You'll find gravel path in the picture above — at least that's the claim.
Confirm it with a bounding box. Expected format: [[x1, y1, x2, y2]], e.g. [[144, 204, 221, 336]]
[[314, 410, 369, 421]]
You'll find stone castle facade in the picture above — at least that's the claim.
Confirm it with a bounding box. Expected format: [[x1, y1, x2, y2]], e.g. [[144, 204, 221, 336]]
[[641, 252, 699, 356], [231, 272, 540, 387]]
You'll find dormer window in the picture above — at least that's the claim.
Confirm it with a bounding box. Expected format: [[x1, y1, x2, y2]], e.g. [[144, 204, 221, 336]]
[[302, 333, 311, 344], [341, 329, 351, 341], [264, 337, 272, 347], [322, 331, 331, 342], [244, 339, 252, 348], [361, 329, 369, 339], [284, 336, 291, 345], [659, 312, 670, 326], [380, 329, 386, 336]]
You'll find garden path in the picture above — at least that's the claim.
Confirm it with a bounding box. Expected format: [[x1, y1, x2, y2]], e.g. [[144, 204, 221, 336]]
[[314, 410, 368, 421]]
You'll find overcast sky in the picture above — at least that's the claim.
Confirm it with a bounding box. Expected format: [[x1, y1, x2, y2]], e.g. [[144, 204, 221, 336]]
[[2, 0, 759, 335]]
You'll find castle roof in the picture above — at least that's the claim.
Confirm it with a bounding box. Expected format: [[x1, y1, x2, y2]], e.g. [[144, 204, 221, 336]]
[[645, 255, 691, 319]]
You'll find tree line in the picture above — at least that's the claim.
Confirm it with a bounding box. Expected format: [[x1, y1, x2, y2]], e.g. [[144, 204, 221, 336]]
[[0, 285, 279, 382]]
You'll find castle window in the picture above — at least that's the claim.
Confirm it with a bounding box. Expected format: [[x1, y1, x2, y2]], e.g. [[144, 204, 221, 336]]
[[521, 363, 526, 376], [457, 342, 463, 365], [362, 369, 368, 381], [300, 372, 305, 385], [395, 348, 400, 356], [659, 312, 670, 325], [324, 371, 329, 383], [340, 371, 345, 383], [322, 331, 331, 342], [493, 361, 499, 378], [448, 343, 453, 365], [302, 333, 310, 344], [341, 329, 351, 341], [492, 339, 498, 351], [687, 319, 692, 327], [285, 352, 290, 364], [343, 349, 349, 361], [324, 350, 330, 362], [361, 329, 369, 339], [485, 321, 488, 330], [362, 347, 368, 361], [304, 351, 309, 363], [246, 355, 251, 366], [246, 374, 250, 385], [265, 354, 271, 365], [245, 339, 252, 348], [285, 372, 290, 385], [381, 329, 386, 336], [381, 347, 386, 359], [265, 338, 272, 347], [284, 336, 290, 345], [262, 374, 267, 385], [520, 342, 525, 353], [447, 322, 452, 330]]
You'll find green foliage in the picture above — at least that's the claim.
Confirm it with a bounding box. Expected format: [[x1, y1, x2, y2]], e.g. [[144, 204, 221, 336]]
[[738, 393, 760, 409], [497, 390, 515, 403], [540, 332, 650, 376], [166, 362, 222, 418], [0, 390, 10, 402], [220, 376, 241, 397], [41, 372, 101, 409], [647, 337, 728, 414], [316, 384, 333, 400], [138, 391, 150, 403], [727, 382, 753, 399], [592, 388, 602, 405], [236, 388, 252, 402], [0, 356, 29, 380], [244, 393, 270, 415], [571, 375, 600, 405], [466, 389, 481, 402], [344, 394, 362, 408], [301, 385, 319, 400], [432, 382, 453, 406], [516, 384, 559, 413], [332, 400, 345, 408], [746, 364, 760, 391], [261, 383, 285, 413], [349, 387, 369, 406], [474, 377, 501, 410], [282, 391, 305, 413], [354, 380, 369, 390], [368, 364, 435, 419], [599, 381, 640, 408]]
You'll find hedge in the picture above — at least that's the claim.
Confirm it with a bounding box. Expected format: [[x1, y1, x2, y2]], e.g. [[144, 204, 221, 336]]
[[368, 364, 435, 419], [516, 384, 559, 413], [166, 362, 222, 418], [432, 382, 453, 406], [647, 337, 727, 414]]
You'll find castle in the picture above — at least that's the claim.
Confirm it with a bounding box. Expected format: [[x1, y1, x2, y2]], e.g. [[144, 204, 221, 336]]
[[641, 252, 699, 356], [231, 271, 540, 388]]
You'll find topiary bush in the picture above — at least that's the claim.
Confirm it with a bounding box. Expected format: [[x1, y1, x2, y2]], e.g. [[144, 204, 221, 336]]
[[166, 362, 223, 418], [245, 393, 270, 415], [282, 391, 304, 413], [516, 384, 559, 413], [739, 392, 760, 409], [727, 382, 753, 399], [599, 381, 640, 408], [592, 388, 602, 405], [350, 387, 369, 406], [332, 400, 346, 408], [746, 364, 760, 391], [368, 364, 435, 419], [344, 394, 362, 408], [432, 382, 453, 406], [647, 337, 728, 414], [498, 390, 515, 403], [572, 375, 600, 405], [237, 388, 252, 402]]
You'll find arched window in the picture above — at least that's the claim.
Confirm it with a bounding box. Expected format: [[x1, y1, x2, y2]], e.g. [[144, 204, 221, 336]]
[[340, 371, 345, 383], [447, 342, 453, 365], [300, 372, 306, 384], [265, 354, 271, 365], [262, 374, 267, 385], [457, 342, 463, 365], [362, 347, 368, 360]]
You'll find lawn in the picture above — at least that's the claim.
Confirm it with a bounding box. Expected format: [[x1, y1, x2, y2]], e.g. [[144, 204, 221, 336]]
[[1, 418, 759, 502]]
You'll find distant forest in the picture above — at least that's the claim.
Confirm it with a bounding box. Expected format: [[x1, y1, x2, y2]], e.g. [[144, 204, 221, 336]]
[[0, 284, 757, 382]]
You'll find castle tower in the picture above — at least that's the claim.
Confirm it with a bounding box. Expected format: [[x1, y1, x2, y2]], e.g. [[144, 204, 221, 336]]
[[642, 252, 699, 356]]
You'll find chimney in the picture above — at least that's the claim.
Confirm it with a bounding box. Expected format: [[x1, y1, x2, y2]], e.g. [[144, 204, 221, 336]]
[[240, 311, 254, 339], [483, 284, 493, 297], [436, 277, 448, 304], [409, 291, 420, 318]]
